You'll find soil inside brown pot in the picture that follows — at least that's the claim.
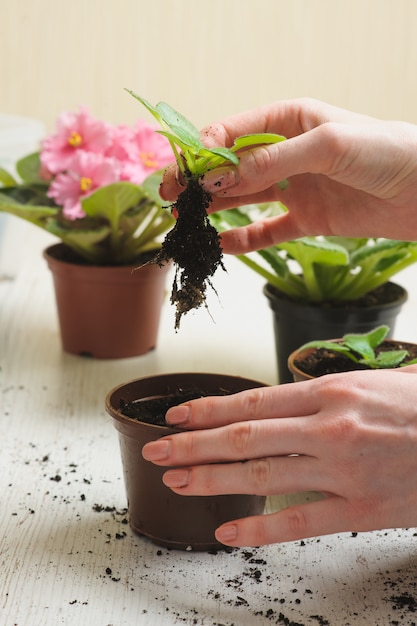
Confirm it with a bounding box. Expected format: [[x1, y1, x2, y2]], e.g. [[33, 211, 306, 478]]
[[294, 340, 417, 378], [120, 386, 229, 426]]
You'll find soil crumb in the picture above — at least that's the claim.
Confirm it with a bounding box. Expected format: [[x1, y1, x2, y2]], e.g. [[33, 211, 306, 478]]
[[152, 175, 225, 329]]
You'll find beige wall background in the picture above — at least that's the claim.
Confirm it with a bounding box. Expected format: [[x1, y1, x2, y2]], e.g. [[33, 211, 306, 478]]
[[2, 0, 417, 132]]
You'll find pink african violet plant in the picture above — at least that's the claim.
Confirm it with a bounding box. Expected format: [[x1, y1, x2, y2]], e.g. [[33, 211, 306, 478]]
[[0, 107, 175, 265]]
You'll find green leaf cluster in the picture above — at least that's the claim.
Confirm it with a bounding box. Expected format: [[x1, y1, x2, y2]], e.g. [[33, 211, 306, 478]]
[[0, 153, 174, 265], [126, 90, 287, 182], [210, 203, 417, 301], [299, 325, 417, 369]]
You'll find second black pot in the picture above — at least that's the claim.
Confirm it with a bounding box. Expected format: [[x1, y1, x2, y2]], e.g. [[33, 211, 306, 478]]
[[263, 281, 408, 384]]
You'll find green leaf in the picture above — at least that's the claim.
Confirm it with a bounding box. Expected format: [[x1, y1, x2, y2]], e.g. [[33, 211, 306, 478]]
[[364, 349, 409, 369], [373, 252, 409, 272], [298, 340, 359, 362], [231, 133, 287, 151], [0, 168, 17, 186], [0, 193, 57, 222], [277, 178, 289, 190], [279, 237, 349, 267], [366, 325, 390, 348], [157, 130, 197, 152], [211, 207, 252, 230], [140, 170, 167, 206], [156, 102, 203, 150], [343, 325, 388, 360], [81, 182, 147, 223], [125, 90, 162, 123], [201, 146, 239, 165], [16, 153, 45, 184], [325, 236, 369, 253], [46, 220, 111, 263]]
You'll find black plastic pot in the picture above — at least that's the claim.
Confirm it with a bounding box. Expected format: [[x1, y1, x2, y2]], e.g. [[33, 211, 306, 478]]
[[263, 281, 408, 384]]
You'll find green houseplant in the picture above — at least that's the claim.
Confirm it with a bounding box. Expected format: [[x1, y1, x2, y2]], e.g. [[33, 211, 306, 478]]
[[211, 203, 417, 383], [287, 325, 417, 381], [0, 107, 176, 357]]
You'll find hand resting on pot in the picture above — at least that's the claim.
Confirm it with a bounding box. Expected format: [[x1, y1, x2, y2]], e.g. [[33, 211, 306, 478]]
[[142, 367, 417, 547], [160, 97, 417, 246]]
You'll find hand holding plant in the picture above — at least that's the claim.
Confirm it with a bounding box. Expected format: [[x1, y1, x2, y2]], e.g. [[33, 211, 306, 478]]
[[127, 90, 287, 328]]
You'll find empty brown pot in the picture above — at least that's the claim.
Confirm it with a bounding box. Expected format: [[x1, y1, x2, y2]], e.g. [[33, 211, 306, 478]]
[[44, 243, 171, 358], [105, 372, 267, 551]]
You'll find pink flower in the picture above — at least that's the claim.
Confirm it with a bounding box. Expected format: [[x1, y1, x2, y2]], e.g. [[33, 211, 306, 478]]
[[47, 151, 120, 219], [105, 124, 136, 162], [121, 120, 174, 185], [41, 107, 112, 174]]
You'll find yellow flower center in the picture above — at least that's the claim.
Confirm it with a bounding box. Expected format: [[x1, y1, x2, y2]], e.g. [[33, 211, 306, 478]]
[[140, 151, 158, 168], [68, 131, 83, 147], [80, 177, 93, 192]]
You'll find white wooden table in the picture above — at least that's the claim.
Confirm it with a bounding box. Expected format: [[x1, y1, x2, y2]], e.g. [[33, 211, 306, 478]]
[[2, 219, 417, 626]]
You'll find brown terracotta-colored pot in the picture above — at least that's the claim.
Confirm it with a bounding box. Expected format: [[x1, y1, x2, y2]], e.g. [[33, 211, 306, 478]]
[[105, 372, 267, 551], [288, 338, 417, 382], [44, 243, 171, 358], [288, 346, 323, 382]]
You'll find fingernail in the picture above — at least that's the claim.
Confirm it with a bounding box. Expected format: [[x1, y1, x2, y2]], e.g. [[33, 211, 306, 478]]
[[215, 524, 238, 543], [142, 440, 171, 462], [201, 167, 239, 193], [165, 406, 190, 425], [163, 469, 191, 488], [175, 168, 186, 187]]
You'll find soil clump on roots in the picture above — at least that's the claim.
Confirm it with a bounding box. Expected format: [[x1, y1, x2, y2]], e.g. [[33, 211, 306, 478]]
[[152, 175, 225, 328]]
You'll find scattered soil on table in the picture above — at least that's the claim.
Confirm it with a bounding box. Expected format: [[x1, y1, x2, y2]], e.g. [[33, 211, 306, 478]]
[[389, 592, 417, 613], [120, 386, 230, 426], [294, 341, 417, 378], [151, 174, 225, 329]]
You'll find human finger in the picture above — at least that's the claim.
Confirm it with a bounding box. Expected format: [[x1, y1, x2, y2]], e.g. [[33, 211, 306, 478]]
[[142, 415, 314, 467], [199, 97, 367, 149], [164, 381, 321, 430], [214, 496, 365, 547], [162, 454, 328, 497]]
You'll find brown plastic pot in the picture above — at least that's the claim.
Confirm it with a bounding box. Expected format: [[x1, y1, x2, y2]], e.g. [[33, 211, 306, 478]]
[[44, 243, 171, 358], [105, 372, 267, 551], [288, 345, 332, 382], [288, 338, 417, 382]]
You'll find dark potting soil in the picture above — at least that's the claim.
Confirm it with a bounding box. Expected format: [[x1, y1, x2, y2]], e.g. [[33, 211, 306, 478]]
[[120, 387, 231, 427], [151, 175, 225, 329], [294, 341, 417, 378]]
